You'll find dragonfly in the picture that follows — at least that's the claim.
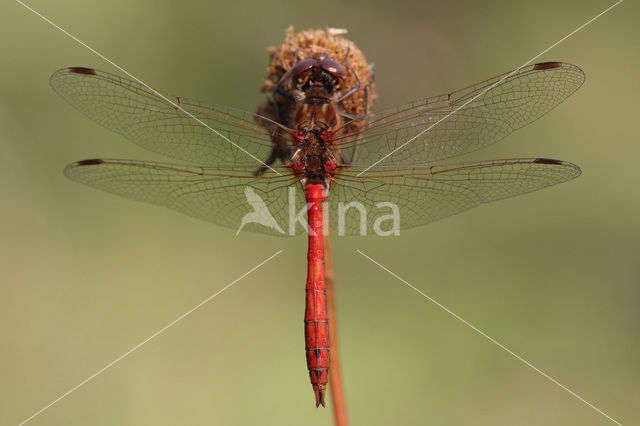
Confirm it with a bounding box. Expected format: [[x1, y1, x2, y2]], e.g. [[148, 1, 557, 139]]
[[51, 56, 584, 407]]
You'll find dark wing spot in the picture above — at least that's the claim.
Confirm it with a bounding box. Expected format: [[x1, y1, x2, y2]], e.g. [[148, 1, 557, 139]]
[[534, 158, 563, 165], [533, 62, 562, 70], [75, 159, 105, 166], [68, 67, 97, 75]]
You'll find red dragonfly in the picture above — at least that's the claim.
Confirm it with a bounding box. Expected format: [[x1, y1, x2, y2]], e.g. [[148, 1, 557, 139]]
[[51, 58, 583, 407]]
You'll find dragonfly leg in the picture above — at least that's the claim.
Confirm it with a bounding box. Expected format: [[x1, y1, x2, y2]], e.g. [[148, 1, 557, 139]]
[[336, 74, 374, 164], [253, 149, 278, 176], [273, 62, 299, 124], [253, 139, 294, 176], [335, 48, 360, 103], [335, 47, 375, 115], [336, 72, 375, 122]]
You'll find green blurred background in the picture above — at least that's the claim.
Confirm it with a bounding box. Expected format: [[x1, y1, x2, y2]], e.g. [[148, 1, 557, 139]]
[[1, 0, 638, 425]]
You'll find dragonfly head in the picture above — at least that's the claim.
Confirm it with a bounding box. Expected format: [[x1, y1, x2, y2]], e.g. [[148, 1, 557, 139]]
[[291, 54, 347, 97]]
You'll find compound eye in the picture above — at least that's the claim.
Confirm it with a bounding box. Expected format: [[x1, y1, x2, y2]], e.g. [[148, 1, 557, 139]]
[[291, 58, 315, 78], [320, 57, 347, 79]]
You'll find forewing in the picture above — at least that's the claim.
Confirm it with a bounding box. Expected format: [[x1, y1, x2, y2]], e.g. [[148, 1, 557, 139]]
[[51, 67, 286, 166], [338, 62, 584, 166], [328, 158, 580, 235]]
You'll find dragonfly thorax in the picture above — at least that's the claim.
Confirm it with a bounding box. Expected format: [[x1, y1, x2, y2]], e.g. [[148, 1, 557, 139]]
[[288, 100, 341, 185], [290, 137, 338, 186], [293, 102, 340, 132]]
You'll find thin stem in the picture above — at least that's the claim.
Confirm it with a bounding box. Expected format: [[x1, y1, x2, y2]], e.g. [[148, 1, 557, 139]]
[[325, 234, 348, 426]]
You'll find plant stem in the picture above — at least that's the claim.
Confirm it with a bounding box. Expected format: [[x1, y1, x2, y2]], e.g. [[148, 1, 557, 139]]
[[324, 234, 348, 426]]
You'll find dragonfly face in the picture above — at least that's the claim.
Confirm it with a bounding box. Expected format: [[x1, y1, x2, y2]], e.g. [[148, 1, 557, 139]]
[[291, 53, 347, 100]]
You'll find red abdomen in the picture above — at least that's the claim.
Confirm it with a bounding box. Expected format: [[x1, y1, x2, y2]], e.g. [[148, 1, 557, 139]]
[[304, 183, 329, 407]]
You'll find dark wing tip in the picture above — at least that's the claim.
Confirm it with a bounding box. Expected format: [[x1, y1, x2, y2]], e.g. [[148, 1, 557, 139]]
[[533, 61, 563, 70], [67, 67, 97, 75], [64, 159, 106, 180], [533, 158, 582, 178]]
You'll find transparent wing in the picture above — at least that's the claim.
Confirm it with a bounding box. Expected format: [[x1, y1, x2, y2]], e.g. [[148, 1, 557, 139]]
[[51, 67, 289, 167], [64, 159, 304, 236], [328, 158, 580, 235], [337, 62, 584, 166]]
